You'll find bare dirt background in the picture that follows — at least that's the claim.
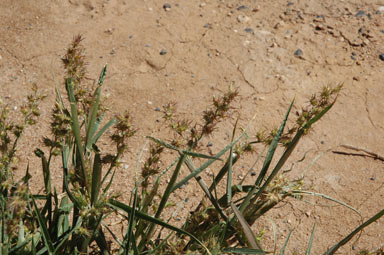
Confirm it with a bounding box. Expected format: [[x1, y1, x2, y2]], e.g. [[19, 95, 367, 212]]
[[1, 0, 384, 254]]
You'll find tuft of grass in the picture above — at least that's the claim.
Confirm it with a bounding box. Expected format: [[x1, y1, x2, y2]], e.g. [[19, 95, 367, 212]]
[[0, 36, 383, 255]]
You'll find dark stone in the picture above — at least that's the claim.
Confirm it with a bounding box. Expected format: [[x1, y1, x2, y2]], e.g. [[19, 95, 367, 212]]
[[163, 3, 171, 10], [370, 177, 376, 181], [160, 49, 167, 55], [154, 107, 161, 111], [244, 27, 254, 33], [294, 49, 303, 56], [355, 10, 365, 17], [251, 171, 257, 176], [207, 142, 213, 147], [237, 5, 248, 10], [379, 54, 384, 61]]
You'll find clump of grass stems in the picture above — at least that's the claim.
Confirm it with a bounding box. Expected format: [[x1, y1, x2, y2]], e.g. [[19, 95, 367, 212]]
[[0, 36, 383, 255]]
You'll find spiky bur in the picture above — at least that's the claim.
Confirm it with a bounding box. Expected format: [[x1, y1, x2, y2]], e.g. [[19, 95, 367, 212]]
[[254, 84, 343, 147], [161, 86, 239, 150], [106, 112, 136, 166], [0, 84, 45, 248]]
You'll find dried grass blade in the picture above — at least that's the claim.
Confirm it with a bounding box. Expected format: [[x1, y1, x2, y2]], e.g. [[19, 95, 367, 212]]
[[231, 202, 263, 251]]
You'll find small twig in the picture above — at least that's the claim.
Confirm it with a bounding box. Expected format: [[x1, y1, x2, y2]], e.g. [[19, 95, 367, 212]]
[[332, 144, 384, 162]]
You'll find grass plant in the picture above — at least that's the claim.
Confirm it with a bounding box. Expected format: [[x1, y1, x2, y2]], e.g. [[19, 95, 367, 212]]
[[0, 36, 383, 254]]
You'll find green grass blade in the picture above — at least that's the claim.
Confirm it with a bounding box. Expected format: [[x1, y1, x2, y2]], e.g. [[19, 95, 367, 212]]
[[306, 223, 316, 255], [184, 157, 228, 221], [35, 149, 52, 223], [240, 100, 294, 213], [211, 153, 239, 192], [324, 208, 384, 255], [139, 154, 186, 250], [53, 217, 83, 254], [102, 169, 116, 194], [108, 199, 212, 255], [227, 121, 237, 205], [57, 196, 71, 236], [86, 65, 107, 150], [231, 202, 262, 250], [256, 99, 338, 203], [63, 165, 81, 209], [222, 247, 265, 254], [65, 78, 89, 191], [90, 118, 117, 145], [267, 217, 277, 255], [279, 228, 293, 255], [125, 187, 138, 254], [255, 100, 294, 187], [91, 149, 103, 206], [17, 220, 25, 246], [171, 131, 247, 192], [147, 136, 180, 152], [102, 223, 122, 247], [182, 150, 222, 161], [32, 197, 54, 255]]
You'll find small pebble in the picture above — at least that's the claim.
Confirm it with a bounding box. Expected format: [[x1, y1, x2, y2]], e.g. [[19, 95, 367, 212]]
[[244, 27, 254, 33], [294, 49, 303, 56], [237, 15, 251, 23], [379, 54, 384, 61], [370, 177, 376, 181], [250, 171, 257, 176], [355, 10, 366, 17], [154, 107, 161, 111], [305, 211, 311, 217], [163, 3, 171, 11], [145, 44, 151, 48], [287, 2, 294, 6], [129, 35, 134, 39], [207, 142, 213, 147], [203, 23, 211, 28], [160, 49, 167, 55], [237, 5, 248, 11]]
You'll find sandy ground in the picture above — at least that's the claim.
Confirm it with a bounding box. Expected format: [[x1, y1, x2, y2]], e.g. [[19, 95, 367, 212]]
[[1, 0, 384, 253]]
